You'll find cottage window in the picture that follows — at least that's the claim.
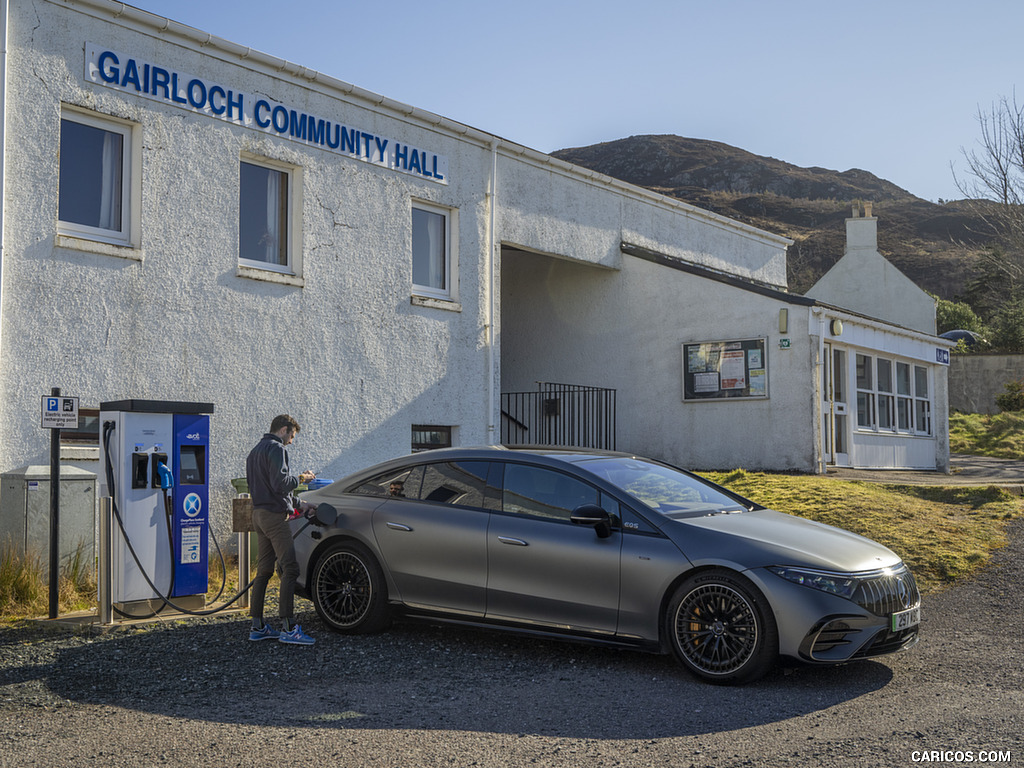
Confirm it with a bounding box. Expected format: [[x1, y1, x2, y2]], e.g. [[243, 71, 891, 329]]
[[855, 354, 875, 428], [876, 358, 894, 430], [914, 366, 932, 436], [856, 355, 932, 436]]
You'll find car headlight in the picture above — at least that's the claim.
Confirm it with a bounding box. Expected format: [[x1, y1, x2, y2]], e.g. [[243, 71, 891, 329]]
[[767, 566, 859, 599]]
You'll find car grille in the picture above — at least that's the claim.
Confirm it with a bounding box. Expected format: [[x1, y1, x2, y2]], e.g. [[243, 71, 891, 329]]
[[855, 626, 919, 658], [811, 620, 855, 654], [852, 565, 920, 616]]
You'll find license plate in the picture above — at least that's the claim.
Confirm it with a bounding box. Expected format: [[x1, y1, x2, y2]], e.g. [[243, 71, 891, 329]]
[[892, 605, 921, 632]]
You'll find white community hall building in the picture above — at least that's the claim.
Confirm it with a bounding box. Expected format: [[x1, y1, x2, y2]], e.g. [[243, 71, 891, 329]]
[[0, 0, 951, 543]]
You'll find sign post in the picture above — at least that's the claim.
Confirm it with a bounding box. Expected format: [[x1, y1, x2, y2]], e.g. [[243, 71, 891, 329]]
[[40, 389, 78, 619]]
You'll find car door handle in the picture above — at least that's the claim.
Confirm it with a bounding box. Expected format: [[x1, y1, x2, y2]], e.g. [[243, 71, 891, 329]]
[[386, 522, 413, 531], [497, 536, 528, 546]]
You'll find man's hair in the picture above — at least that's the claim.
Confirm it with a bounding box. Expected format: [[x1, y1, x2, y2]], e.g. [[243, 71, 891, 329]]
[[270, 414, 301, 434]]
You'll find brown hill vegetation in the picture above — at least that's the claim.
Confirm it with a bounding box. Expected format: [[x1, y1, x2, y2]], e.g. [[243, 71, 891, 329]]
[[552, 135, 993, 298]]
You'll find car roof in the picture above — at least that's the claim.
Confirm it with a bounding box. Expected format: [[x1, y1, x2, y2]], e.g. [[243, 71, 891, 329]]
[[336, 445, 644, 488]]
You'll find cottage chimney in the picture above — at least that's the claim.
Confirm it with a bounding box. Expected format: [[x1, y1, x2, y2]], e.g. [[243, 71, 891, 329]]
[[846, 201, 877, 252]]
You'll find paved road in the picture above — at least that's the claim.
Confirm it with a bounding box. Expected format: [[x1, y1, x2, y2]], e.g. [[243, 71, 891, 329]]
[[829, 454, 1024, 491]]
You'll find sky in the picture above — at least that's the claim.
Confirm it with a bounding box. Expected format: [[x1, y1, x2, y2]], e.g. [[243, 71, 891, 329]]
[[127, 0, 1023, 203]]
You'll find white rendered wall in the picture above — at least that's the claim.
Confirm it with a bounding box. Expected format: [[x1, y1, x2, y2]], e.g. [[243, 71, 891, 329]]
[[807, 216, 937, 335], [497, 158, 791, 286], [0, 0, 498, 535], [500, 250, 819, 472]]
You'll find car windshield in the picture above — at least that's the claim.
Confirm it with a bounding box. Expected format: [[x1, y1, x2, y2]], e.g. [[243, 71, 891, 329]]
[[579, 457, 751, 518]]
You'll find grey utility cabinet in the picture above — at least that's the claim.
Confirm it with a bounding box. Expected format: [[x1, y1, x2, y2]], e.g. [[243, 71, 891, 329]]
[[0, 465, 97, 579]]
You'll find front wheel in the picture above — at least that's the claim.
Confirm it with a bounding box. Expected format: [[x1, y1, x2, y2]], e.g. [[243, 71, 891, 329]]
[[665, 569, 778, 684], [311, 541, 391, 633]]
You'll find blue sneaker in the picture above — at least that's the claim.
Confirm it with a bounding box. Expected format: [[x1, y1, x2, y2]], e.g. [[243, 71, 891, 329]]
[[278, 625, 315, 645], [249, 624, 280, 642]]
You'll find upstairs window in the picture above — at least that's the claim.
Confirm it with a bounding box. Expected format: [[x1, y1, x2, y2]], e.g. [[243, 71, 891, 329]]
[[58, 110, 133, 245], [412, 202, 451, 299], [239, 158, 293, 272]]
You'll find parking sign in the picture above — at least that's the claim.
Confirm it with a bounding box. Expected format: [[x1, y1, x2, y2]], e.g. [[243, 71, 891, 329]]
[[41, 396, 79, 429]]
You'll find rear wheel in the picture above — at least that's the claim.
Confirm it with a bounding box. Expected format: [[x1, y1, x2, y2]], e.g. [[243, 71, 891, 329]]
[[665, 569, 778, 684], [311, 541, 390, 633]]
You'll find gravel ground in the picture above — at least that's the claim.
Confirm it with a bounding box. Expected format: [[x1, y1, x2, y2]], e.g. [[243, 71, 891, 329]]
[[1, 519, 1022, 768]]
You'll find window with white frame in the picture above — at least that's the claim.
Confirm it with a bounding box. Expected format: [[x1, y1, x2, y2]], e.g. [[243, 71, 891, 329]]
[[58, 110, 133, 245], [876, 358, 894, 430], [856, 354, 875, 428], [914, 366, 931, 436], [896, 362, 913, 430], [239, 158, 294, 272], [412, 202, 451, 299], [855, 353, 932, 436]]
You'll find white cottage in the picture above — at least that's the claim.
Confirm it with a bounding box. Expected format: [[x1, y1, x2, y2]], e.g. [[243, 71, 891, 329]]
[[0, 1, 950, 543]]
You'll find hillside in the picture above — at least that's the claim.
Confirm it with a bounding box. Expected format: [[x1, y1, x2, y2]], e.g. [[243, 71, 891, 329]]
[[552, 135, 993, 297]]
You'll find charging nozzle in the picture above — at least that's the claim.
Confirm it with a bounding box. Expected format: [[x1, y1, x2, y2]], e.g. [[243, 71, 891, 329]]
[[156, 461, 173, 491]]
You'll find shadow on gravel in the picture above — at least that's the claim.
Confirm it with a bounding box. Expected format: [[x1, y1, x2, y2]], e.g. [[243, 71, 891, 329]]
[[1, 616, 894, 739]]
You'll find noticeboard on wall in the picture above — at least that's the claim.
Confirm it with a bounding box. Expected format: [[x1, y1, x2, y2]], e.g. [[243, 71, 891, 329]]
[[682, 338, 768, 401]]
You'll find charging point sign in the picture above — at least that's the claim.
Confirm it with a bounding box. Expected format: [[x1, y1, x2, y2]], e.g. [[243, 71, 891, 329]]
[[41, 396, 79, 429]]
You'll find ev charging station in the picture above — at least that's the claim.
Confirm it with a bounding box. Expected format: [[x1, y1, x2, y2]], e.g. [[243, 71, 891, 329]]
[[99, 400, 214, 616]]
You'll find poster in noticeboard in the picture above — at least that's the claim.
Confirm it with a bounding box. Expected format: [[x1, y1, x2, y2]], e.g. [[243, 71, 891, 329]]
[[682, 338, 768, 401]]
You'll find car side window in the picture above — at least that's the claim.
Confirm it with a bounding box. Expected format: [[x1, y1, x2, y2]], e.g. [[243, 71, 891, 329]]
[[418, 461, 491, 509], [350, 465, 424, 499], [502, 464, 599, 521]]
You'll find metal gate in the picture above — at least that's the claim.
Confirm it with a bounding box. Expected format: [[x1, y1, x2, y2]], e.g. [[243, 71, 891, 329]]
[[500, 382, 616, 450]]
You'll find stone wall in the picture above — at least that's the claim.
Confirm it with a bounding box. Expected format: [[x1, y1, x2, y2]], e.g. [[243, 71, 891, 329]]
[[949, 354, 1024, 414]]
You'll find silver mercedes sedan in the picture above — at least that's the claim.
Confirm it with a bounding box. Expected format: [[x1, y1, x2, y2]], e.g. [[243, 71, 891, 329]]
[[294, 447, 920, 684]]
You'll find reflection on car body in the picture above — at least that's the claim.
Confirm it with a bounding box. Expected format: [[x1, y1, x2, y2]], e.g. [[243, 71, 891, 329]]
[[295, 447, 920, 684]]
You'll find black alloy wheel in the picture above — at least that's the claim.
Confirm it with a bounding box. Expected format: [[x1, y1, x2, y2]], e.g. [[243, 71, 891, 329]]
[[311, 541, 390, 633], [666, 569, 778, 684]]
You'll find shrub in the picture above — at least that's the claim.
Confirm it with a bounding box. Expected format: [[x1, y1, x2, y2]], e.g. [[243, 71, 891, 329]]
[[996, 379, 1024, 412]]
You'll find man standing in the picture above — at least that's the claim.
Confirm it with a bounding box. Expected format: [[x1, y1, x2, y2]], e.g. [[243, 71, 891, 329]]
[[246, 414, 316, 645]]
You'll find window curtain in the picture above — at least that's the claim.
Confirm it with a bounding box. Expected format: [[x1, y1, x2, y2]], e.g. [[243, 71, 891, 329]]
[[264, 170, 282, 264], [426, 211, 444, 289], [97, 132, 122, 231]]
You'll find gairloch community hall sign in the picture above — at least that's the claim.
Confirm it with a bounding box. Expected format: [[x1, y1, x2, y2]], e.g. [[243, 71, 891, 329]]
[[86, 43, 449, 184]]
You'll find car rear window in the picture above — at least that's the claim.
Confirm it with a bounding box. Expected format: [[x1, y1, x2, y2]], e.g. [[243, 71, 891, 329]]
[[418, 461, 492, 509], [349, 465, 424, 499]]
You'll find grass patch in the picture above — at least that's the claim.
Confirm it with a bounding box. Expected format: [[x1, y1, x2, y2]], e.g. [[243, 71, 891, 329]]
[[0, 542, 243, 623], [949, 411, 1024, 460], [1, 541, 96, 619], [702, 470, 1023, 594]]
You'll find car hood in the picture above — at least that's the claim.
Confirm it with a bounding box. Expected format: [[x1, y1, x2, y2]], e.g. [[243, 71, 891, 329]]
[[667, 509, 903, 572]]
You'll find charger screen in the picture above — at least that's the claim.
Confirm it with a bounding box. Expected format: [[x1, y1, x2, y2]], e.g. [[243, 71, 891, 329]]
[[179, 446, 205, 485]]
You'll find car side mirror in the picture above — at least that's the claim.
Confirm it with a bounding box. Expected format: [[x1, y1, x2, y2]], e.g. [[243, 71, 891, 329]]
[[571, 504, 613, 539], [306, 502, 338, 528]]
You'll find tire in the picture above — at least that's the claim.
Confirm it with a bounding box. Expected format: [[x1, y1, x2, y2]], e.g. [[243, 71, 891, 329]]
[[665, 569, 778, 685], [311, 540, 391, 634]]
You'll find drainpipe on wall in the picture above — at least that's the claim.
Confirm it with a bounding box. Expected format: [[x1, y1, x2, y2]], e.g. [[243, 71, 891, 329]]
[[0, 0, 8, 377], [811, 306, 827, 474], [485, 139, 499, 444]]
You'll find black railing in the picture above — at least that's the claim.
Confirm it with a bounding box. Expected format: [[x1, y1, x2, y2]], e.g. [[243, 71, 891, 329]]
[[501, 382, 616, 450]]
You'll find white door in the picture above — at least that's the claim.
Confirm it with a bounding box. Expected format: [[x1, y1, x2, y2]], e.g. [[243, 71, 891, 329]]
[[823, 345, 849, 466]]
